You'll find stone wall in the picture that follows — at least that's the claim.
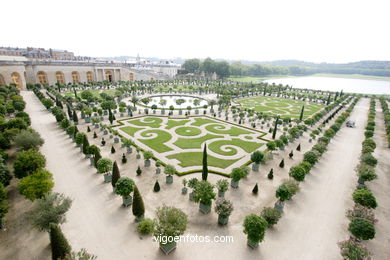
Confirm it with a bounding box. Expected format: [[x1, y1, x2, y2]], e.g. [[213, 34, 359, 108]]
[[0, 60, 171, 89]]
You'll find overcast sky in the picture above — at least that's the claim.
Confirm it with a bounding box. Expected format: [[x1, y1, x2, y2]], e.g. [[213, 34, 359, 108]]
[[2, 0, 389, 63]]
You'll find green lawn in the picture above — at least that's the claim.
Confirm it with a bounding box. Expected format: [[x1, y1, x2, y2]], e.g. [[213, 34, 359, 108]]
[[166, 119, 190, 129], [167, 152, 241, 168], [175, 126, 202, 136], [128, 117, 163, 128], [139, 129, 173, 153], [173, 134, 223, 149], [205, 124, 253, 136], [191, 118, 217, 126], [208, 138, 264, 156], [120, 126, 142, 137]]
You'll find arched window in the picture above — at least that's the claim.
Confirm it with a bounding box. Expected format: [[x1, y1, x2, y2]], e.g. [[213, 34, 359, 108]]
[[37, 71, 48, 84], [105, 71, 113, 82], [86, 71, 94, 82], [0, 74, 5, 86], [72, 71, 80, 83], [56, 71, 65, 84], [129, 72, 134, 81], [11, 72, 21, 89]]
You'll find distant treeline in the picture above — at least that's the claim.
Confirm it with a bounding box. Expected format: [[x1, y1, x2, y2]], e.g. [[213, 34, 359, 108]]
[[182, 58, 390, 78]]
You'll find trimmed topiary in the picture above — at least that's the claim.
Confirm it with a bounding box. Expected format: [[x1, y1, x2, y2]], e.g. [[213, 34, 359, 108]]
[[153, 180, 160, 192], [279, 159, 284, 168], [352, 189, 377, 209], [348, 217, 375, 240], [252, 183, 258, 194], [49, 223, 71, 260], [267, 168, 274, 180]]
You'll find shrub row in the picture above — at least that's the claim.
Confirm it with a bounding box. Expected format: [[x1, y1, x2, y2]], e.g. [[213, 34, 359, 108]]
[[379, 97, 390, 146], [338, 98, 378, 259], [0, 84, 36, 229]]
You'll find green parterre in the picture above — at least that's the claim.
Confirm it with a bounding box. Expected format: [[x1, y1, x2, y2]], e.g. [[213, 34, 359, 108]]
[[115, 116, 268, 172], [236, 96, 324, 119]]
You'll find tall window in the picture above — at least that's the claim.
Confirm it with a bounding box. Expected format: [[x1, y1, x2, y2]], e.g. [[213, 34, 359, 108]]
[[37, 71, 48, 84], [72, 71, 80, 83], [11, 72, 21, 89], [129, 72, 134, 81], [56, 71, 65, 84], [86, 71, 94, 82]]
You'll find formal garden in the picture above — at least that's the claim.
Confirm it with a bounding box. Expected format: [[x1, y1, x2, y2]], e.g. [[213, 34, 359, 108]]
[[236, 96, 324, 119], [114, 116, 268, 173], [2, 78, 388, 260]]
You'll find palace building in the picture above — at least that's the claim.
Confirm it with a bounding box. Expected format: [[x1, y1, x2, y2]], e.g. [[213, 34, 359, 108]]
[[0, 47, 180, 89]]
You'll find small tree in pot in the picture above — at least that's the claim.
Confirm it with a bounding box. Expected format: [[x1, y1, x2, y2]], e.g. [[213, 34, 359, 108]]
[[243, 214, 268, 249], [114, 177, 135, 207], [216, 179, 229, 197], [181, 179, 188, 194], [164, 164, 177, 184], [275, 179, 300, 211], [230, 166, 249, 188], [260, 207, 282, 228], [214, 198, 233, 225], [153, 205, 188, 255], [123, 139, 133, 154], [143, 150, 153, 167], [193, 181, 216, 214], [250, 151, 264, 172], [187, 178, 199, 201], [96, 158, 113, 183], [155, 160, 162, 174], [75, 132, 85, 148]]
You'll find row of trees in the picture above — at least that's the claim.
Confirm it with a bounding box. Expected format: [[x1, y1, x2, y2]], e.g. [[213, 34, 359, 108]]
[[379, 98, 390, 146], [338, 99, 379, 259], [184, 59, 390, 78]]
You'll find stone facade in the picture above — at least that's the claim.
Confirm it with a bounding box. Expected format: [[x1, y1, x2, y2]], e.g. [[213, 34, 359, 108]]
[[0, 60, 174, 90]]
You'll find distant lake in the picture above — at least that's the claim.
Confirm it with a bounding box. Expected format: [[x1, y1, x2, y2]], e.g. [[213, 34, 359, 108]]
[[264, 76, 390, 95]]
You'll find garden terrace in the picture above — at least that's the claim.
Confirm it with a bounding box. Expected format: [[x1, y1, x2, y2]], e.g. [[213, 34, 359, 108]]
[[113, 115, 268, 174]]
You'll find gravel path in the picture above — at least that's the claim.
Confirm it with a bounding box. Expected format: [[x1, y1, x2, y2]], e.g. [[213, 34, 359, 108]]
[[258, 98, 369, 260]]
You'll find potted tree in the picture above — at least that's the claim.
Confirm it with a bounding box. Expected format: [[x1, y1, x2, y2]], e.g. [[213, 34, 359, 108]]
[[230, 167, 249, 188], [96, 158, 113, 183], [250, 151, 264, 172], [86, 145, 100, 166], [187, 178, 198, 201], [154, 205, 188, 255], [243, 214, 268, 249], [181, 179, 188, 194], [193, 181, 216, 214], [164, 164, 177, 184], [123, 139, 133, 154], [275, 179, 300, 212], [216, 179, 229, 197], [214, 198, 233, 225], [155, 161, 162, 174], [143, 150, 153, 167], [114, 177, 135, 207], [260, 207, 282, 228]]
